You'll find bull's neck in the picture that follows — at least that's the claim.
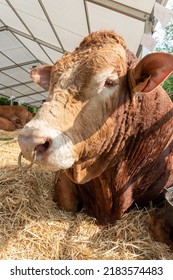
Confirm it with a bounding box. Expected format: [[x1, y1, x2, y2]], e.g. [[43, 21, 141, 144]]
[[67, 92, 135, 184], [105, 94, 137, 168]]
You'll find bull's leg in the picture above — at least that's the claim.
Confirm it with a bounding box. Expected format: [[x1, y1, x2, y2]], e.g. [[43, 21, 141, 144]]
[[53, 171, 82, 212], [78, 180, 134, 224]]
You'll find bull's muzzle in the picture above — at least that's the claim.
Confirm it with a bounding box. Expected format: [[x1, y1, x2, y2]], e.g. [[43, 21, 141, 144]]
[[18, 129, 52, 169]]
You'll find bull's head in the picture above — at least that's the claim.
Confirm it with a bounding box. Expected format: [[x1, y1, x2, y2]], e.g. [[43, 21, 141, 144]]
[[18, 31, 173, 183]]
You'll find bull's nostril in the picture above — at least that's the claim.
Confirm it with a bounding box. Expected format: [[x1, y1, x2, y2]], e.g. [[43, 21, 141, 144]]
[[35, 140, 50, 153]]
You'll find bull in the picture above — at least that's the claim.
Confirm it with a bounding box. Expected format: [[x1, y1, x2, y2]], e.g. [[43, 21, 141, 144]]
[[18, 31, 173, 224]]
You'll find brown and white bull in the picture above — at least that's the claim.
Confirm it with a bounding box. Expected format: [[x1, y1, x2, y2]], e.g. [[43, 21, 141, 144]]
[[0, 105, 33, 131], [18, 31, 173, 224]]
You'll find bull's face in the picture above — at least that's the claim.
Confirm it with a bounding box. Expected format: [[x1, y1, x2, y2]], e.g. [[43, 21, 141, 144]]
[[18, 32, 128, 176]]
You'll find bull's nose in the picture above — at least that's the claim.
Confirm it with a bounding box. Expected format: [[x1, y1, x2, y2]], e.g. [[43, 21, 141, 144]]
[[18, 132, 51, 161], [34, 139, 50, 153], [18, 120, 76, 170]]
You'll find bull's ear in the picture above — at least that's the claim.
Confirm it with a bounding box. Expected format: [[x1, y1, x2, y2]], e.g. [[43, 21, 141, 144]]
[[30, 65, 52, 91], [129, 52, 173, 93]]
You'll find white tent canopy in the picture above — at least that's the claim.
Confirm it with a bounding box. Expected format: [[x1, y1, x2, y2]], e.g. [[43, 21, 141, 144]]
[[0, 0, 169, 107]]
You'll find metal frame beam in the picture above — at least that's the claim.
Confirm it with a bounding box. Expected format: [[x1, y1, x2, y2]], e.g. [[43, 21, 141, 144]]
[[0, 81, 34, 91], [0, 87, 44, 104], [83, 0, 91, 33], [26, 100, 42, 106], [5, 0, 54, 63], [0, 59, 39, 72], [0, 26, 7, 32], [38, 0, 65, 52], [136, 0, 169, 57], [86, 0, 149, 21], [156, 0, 169, 6], [0, 18, 40, 62], [4, 26, 64, 54], [15, 91, 46, 99]]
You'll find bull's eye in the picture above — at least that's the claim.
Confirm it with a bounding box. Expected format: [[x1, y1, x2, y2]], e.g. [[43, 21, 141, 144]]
[[104, 77, 118, 87]]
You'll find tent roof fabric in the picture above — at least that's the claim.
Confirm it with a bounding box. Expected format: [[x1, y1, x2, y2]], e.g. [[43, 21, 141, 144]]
[[0, 0, 168, 108]]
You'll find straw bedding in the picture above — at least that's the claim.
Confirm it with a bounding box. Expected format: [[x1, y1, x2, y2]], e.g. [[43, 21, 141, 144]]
[[0, 129, 173, 260]]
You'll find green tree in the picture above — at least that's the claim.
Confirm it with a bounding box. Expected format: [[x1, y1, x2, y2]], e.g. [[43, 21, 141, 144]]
[[0, 96, 10, 105], [154, 6, 173, 94], [155, 23, 173, 54]]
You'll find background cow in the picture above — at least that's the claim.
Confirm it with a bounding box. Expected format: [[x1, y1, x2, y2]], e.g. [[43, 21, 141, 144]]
[[0, 105, 33, 131], [0, 116, 16, 131], [18, 31, 173, 224]]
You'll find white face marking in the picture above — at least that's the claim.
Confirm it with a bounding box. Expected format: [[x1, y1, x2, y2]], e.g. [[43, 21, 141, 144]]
[[46, 133, 76, 170], [20, 119, 77, 170]]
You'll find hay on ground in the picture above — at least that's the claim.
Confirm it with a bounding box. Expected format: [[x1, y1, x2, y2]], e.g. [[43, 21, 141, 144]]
[[0, 129, 173, 260]]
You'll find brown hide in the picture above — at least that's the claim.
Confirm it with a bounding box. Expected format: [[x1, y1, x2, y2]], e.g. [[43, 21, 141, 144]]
[[55, 89, 173, 224], [0, 116, 16, 131], [19, 31, 173, 224], [0, 105, 33, 130]]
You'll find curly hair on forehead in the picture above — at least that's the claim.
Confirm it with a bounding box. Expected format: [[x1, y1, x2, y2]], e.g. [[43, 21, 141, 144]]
[[78, 30, 127, 50], [51, 30, 138, 87], [75, 30, 138, 70]]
